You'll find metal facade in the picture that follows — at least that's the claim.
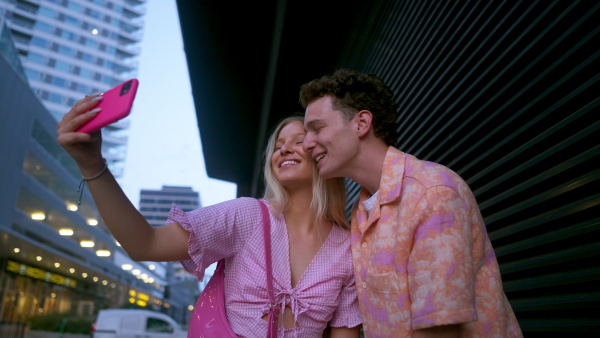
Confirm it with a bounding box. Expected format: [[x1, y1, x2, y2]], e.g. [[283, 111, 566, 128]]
[[336, 0, 599, 333]]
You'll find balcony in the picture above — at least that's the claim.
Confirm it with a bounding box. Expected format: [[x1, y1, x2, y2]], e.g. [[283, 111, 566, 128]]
[[110, 56, 139, 69], [116, 45, 140, 59], [124, 0, 147, 6], [122, 3, 146, 18], [117, 32, 140, 45], [105, 119, 131, 131], [10, 31, 31, 46], [7, 15, 35, 32], [15, 1, 39, 15], [111, 62, 136, 76], [119, 19, 143, 33], [102, 132, 128, 146]]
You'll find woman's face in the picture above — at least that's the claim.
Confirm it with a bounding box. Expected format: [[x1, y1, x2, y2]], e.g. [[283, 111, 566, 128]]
[[271, 121, 314, 190]]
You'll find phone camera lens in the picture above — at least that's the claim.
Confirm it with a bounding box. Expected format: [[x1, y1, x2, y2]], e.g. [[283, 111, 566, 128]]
[[120, 81, 132, 96]]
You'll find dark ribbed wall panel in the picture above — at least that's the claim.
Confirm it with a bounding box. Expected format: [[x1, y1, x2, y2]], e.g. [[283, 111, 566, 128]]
[[338, 0, 599, 334]]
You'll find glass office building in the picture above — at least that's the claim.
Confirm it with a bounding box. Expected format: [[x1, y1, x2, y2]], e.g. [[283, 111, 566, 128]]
[[1, 1, 198, 332], [1, 39, 169, 332], [0, 0, 145, 178]]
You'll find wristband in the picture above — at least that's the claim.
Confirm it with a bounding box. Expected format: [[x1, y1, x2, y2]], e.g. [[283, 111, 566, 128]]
[[77, 158, 108, 205]]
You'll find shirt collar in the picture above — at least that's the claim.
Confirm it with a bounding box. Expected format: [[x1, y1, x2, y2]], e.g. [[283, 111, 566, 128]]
[[354, 146, 406, 233], [369, 146, 406, 205]]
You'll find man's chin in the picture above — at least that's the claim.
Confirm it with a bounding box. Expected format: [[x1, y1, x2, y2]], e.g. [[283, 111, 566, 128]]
[[316, 166, 336, 180], [316, 165, 329, 178]]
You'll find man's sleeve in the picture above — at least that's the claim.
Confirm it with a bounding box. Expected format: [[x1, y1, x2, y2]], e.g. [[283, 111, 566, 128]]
[[407, 185, 478, 330]]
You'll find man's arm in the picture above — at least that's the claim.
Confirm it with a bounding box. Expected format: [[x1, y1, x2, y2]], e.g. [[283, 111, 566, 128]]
[[409, 186, 476, 333]]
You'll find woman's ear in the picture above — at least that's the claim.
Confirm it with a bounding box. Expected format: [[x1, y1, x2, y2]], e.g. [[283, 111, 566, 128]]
[[356, 110, 373, 138]]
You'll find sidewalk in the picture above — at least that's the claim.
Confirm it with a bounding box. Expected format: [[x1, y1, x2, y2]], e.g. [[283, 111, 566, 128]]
[[26, 330, 90, 338]]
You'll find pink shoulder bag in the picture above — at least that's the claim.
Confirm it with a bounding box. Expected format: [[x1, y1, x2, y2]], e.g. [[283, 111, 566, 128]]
[[187, 200, 280, 337]]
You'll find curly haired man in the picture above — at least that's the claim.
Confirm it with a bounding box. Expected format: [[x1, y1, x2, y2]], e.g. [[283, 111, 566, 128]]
[[300, 69, 522, 338]]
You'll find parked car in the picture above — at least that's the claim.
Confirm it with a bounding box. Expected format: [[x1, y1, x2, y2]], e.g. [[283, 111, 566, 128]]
[[91, 309, 187, 337]]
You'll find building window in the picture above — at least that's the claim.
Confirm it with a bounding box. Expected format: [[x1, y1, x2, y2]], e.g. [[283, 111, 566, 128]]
[[56, 60, 70, 72], [31, 37, 47, 48], [27, 52, 45, 64], [48, 92, 62, 104], [25, 68, 42, 80], [52, 76, 66, 87], [58, 45, 73, 56], [34, 21, 53, 34]]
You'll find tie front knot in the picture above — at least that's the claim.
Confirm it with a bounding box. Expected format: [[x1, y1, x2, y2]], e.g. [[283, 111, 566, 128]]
[[270, 288, 311, 337]]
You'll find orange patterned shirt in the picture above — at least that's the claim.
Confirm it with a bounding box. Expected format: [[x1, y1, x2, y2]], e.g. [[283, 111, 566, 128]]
[[351, 147, 522, 337]]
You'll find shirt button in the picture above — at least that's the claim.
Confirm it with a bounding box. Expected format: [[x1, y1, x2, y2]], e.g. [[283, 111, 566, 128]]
[[362, 242, 367, 248], [362, 282, 367, 288]]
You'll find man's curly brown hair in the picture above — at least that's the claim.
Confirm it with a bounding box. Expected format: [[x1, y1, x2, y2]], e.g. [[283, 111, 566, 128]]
[[299, 69, 398, 146]]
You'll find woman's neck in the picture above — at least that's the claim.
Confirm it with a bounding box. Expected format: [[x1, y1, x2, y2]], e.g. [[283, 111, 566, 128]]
[[285, 187, 316, 233]]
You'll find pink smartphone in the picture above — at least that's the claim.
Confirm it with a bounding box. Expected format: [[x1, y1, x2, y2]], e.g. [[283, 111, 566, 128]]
[[76, 79, 139, 134]]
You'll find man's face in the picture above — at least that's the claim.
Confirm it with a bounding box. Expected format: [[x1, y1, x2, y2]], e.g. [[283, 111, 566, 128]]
[[303, 95, 359, 179]]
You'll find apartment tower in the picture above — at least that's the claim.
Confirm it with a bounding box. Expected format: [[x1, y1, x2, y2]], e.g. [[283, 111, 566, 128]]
[[0, 0, 145, 177]]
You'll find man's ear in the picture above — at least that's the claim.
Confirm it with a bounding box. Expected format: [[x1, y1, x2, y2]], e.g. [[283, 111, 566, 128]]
[[356, 110, 373, 138]]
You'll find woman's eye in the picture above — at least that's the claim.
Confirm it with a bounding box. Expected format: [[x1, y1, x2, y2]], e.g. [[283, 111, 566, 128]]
[[296, 141, 303, 145]]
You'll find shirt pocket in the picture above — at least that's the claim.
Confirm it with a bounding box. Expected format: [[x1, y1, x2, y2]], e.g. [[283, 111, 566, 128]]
[[365, 270, 402, 293]]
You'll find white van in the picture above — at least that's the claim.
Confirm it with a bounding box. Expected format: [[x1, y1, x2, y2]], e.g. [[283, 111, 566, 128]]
[[91, 309, 187, 338]]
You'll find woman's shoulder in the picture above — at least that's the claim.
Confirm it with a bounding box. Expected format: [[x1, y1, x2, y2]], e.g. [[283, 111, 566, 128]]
[[176, 197, 265, 225], [327, 223, 352, 247], [200, 197, 262, 211]]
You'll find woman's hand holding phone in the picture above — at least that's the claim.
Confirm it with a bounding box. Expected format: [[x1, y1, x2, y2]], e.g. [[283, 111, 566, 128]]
[[57, 79, 138, 176], [57, 94, 106, 177], [76, 79, 138, 134]]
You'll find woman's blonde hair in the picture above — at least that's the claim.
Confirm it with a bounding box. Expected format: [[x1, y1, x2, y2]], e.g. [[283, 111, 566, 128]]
[[262, 116, 349, 229]]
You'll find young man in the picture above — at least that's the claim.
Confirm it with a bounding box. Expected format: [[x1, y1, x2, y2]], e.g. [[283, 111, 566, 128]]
[[300, 69, 522, 337]]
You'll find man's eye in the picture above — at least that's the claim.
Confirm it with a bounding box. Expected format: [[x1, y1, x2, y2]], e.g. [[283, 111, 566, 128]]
[[296, 141, 303, 144]]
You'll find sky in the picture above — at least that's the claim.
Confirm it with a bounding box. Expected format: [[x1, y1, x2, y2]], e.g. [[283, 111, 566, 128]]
[[118, 0, 237, 208]]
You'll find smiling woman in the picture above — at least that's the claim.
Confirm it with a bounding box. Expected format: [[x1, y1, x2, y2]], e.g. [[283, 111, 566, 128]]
[[270, 120, 313, 195], [264, 116, 348, 229]]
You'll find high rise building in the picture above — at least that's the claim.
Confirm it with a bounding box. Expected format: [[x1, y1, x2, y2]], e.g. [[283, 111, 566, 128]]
[[139, 186, 200, 227], [0, 0, 146, 178], [139, 185, 201, 325]]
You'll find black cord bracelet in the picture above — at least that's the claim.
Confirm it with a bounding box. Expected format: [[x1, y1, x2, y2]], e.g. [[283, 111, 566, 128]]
[[77, 158, 108, 205]]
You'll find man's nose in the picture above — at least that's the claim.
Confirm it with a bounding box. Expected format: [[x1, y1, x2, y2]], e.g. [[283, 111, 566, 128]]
[[303, 133, 315, 154]]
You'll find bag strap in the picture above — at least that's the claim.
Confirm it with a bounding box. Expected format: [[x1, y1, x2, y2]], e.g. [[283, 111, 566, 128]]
[[258, 200, 280, 337]]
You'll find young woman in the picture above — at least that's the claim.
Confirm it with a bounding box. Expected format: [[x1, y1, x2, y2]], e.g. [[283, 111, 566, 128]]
[[57, 95, 362, 337]]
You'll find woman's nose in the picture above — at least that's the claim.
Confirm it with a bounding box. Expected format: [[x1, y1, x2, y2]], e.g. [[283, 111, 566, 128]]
[[279, 143, 292, 154]]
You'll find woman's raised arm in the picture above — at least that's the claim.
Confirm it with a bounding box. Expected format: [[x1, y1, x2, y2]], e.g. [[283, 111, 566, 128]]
[[57, 95, 190, 262]]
